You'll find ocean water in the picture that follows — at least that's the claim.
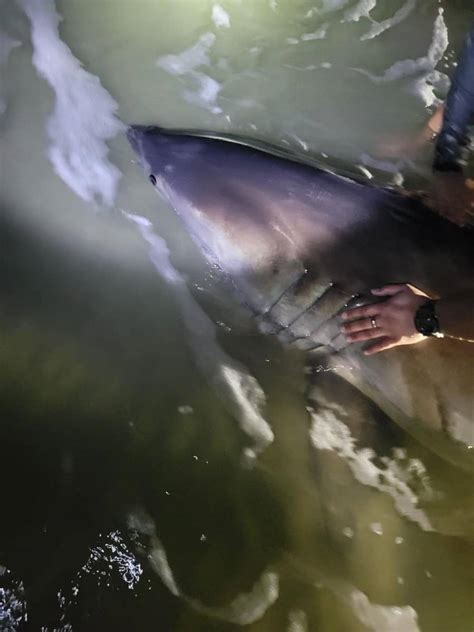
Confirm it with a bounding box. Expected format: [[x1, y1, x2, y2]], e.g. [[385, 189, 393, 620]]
[[0, 1, 473, 630]]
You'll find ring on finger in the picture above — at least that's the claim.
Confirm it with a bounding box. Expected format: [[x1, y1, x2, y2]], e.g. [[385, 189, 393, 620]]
[[370, 316, 377, 329]]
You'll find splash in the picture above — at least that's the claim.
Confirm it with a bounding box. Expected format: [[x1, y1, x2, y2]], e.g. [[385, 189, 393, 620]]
[[157, 32, 223, 114], [0, 566, 28, 631], [81, 530, 143, 590], [125, 213, 274, 458], [17, 0, 123, 206], [129, 510, 279, 625], [0, 29, 21, 115], [42, 530, 143, 627], [308, 407, 434, 531]]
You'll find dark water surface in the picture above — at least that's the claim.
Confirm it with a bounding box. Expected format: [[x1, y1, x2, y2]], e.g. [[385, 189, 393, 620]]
[[1, 1, 474, 630]]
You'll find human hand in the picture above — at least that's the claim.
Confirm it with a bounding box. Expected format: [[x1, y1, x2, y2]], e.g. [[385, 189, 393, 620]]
[[340, 284, 432, 355], [376, 128, 433, 159], [377, 105, 444, 159], [428, 172, 474, 226]]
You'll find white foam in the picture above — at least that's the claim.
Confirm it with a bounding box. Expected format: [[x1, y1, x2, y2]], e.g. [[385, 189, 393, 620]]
[[131, 511, 279, 625], [219, 365, 274, 454], [287, 609, 308, 632], [357, 9, 448, 93], [212, 4, 230, 28], [17, 0, 123, 206], [125, 213, 274, 457], [411, 68, 449, 107], [351, 589, 420, 632], [344, 0, 376, 23], [157, 32, 222, 113], [0, 29, 21, 114], [185, 72, 223, 114], [202, 571, 279, 625], [360, 0, 416, 41], [301, 23, 329, 41], [158, 33, 216, 75], [320, 0, 351, 14], [287, 557, 419, 632], [308, 407, 434, 531]]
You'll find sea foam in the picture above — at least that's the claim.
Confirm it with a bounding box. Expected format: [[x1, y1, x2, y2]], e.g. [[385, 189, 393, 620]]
[[18, 0, 124, 206]]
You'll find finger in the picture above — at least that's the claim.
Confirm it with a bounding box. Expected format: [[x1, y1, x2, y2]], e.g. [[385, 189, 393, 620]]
[[341, 305, 380, 321], [345, 328, 384, 343], [371, 285, 405, 296], [363, 337, 398, 355], [406, 283, 431, 298], [342, 317, 380, 334]]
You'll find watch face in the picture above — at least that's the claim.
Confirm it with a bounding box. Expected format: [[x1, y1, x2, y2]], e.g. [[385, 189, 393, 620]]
[[415, 301, 440, 336]]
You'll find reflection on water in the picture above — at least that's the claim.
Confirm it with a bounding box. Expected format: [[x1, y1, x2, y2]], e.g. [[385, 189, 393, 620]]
[[1, 0, 474, 630]]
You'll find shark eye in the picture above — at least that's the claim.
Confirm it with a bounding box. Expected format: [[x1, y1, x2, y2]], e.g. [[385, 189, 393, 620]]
[[149, 174, 157, 186]]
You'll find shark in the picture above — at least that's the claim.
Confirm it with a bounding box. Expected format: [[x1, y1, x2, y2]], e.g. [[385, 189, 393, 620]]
[[127, 125, 474, 471]]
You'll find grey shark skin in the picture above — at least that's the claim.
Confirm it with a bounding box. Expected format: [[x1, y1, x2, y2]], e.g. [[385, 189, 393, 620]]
[[128, 125, 474, 469]]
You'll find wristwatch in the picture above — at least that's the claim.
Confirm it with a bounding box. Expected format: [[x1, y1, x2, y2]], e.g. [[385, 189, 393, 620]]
[[414, 300, 443, 337]]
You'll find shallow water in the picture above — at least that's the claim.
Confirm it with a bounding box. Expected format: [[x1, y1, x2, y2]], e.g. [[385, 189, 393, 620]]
[[1, 1, 474, 630]]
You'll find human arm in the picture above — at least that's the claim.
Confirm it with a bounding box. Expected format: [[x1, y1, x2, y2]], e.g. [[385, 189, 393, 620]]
[[434, 27, 474, 173], [377, 104, 444, 158], [378, 27, 474, 224], [428, 27, 474, 225], [340, 284, 474, 355]]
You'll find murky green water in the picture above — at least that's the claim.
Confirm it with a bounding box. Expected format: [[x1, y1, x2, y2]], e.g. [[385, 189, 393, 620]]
[[1, 1, 473, 630]]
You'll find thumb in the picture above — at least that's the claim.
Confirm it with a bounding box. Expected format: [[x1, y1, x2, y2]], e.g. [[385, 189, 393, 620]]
[[371, 284, 405, 296]]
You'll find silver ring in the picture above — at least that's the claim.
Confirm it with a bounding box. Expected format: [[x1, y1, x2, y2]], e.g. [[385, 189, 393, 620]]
[[370, 316, 377, 329]]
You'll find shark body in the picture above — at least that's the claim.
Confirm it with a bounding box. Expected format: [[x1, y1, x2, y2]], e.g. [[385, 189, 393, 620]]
[[127, 125, 474, 469]]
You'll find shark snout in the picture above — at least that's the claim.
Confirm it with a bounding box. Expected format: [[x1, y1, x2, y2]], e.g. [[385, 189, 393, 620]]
[[127, 125, 148, 156], [127, 125, 164, 157]]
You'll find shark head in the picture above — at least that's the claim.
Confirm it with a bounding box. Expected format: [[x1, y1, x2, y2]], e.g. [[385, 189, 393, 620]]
[[127, 125, 329, 315]]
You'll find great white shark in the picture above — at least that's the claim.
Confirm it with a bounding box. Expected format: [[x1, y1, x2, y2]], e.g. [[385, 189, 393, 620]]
[[127, 125, 474, 471]]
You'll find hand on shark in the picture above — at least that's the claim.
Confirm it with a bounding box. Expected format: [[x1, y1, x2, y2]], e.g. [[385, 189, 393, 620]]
[[341, 284, 431, 355]]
